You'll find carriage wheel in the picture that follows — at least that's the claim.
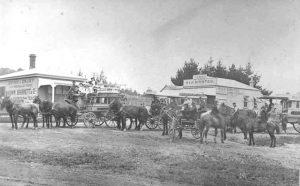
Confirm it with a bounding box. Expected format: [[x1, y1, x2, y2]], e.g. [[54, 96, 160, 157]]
[[293, 123, 300, 133], [104, 114, 118, 128], [94, 116, 106, 127], [191, 128, 201, 139], [66, 116, 78, 127], [83, 112, 96, 128], [145, 117, 159, 129]]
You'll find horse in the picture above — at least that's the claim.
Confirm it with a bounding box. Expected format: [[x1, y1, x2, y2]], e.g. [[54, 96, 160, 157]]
[[0, 96, 21, 128], [0, 97, 39, 129], [108, 99, 149, 131], [51, 101, 78, 128], [33, 96, 53, 128], [197, 104, 227, 144], [230, 109, 257, 134], [231, 109, 280, 147]]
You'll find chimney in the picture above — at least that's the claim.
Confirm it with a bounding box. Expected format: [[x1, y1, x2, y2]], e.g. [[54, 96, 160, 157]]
[[29, 54, 36, 69]]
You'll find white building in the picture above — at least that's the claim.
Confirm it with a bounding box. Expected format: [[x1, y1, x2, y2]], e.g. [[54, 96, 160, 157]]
[[0, 54, 86, 104], [160, 74, 262, 109]]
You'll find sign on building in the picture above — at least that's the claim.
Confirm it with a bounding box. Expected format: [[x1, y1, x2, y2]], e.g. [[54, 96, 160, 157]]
[[4, 78, 38, 103], [183, 74, 217, 87]]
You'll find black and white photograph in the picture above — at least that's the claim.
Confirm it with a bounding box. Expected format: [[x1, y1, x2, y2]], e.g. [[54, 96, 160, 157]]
[[0, 0, 299, 185]]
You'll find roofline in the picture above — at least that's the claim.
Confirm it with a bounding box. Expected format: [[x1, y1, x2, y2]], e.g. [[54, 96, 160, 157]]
[[0, 73, 86, 82]]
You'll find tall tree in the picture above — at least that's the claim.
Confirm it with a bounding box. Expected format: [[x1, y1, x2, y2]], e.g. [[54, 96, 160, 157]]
[[171, 58, 199, 86]]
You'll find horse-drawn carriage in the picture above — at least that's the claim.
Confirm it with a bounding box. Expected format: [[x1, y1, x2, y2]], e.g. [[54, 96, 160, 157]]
[[65, 92, 124, 128], [145, 94, 202, 139], [259, 95, 300, 133]]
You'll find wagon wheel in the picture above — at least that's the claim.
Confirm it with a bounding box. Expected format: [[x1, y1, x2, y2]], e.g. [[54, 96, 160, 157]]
[[66, 115, 78, 127], [145, 116, 159, 129], [104, 114, 118, 128], [94, 116, 106, 127], [293, 123, 300, 133], [191, 127, 201, 139], [83, 112, 97, 128]]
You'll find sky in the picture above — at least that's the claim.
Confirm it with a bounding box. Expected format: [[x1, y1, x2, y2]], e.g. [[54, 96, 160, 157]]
[[1, 0, 300, 94]]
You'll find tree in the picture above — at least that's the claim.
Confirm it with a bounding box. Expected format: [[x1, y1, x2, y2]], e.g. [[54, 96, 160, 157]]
[[171, 58, 199, 86], [0, 68, 20, 76]]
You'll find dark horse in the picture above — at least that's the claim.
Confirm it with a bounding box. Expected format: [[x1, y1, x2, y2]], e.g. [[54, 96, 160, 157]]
[[33, 96, 53, 128], [109, 99, 148, 131], [231, 109, 280, 147], [197, 104, 228, 144], [0, 97, 38, 129], [51, 101, 78, 127]]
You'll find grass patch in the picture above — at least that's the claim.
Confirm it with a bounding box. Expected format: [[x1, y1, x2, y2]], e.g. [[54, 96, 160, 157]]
[[0, 146, 136, 173]]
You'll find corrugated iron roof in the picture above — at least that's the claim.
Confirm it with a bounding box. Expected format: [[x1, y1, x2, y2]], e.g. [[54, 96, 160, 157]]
[[0, 67, 86, 82]]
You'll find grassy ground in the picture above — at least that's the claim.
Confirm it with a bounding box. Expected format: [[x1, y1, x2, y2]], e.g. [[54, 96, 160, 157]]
[[0, 123, 299, 186]]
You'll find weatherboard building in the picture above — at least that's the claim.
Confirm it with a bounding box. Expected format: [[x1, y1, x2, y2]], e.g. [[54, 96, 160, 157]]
[[160, 74, 262, 109], [0, 54, 86, 104]]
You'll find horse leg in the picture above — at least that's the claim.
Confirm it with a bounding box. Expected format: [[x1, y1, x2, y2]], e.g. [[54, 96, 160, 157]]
[[243, 131, 248, 140], [63, 117, 67, 127], [220, 129, 224, 143], [204, 127, 209, 144], [21, 116, 26, 128], [50, 114, 53, 128], [214, 127, 218, 143], [248, 132, 252, 146], [122, 117, 126, 131], [9, 113, 14, 129], [178, 128, 182, 139], [42, 115, 45, 128], [14, 114, 18, 130], [268, 130, 276, 148]]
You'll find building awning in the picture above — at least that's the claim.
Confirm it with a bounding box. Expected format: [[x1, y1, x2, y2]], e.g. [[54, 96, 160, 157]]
[[160, 87, 216, 98]]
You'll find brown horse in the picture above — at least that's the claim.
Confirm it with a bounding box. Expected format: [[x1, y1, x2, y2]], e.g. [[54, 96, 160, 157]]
[[0, 97, 31, 129], [33, 96, 53, 128], [109, 99, 149, 131], [0, 97, 39, 129], [197, 104, 227, 144], [231, 109, 280, 147], [51, 101, 78, 127]]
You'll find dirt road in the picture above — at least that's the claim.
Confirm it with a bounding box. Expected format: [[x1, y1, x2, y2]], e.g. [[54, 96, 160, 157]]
[[0, 123, 299, 185]]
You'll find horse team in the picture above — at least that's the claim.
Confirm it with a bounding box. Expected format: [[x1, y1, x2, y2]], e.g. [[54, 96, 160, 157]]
[[0, 96, 78, 129], [0, 96, 282, 148]]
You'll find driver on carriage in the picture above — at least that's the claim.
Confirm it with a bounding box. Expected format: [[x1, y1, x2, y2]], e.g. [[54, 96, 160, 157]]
[[181, 97, 197, 120], [65, 81, 81, 105]]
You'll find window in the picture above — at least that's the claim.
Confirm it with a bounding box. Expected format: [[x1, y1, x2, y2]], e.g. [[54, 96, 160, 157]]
[[296, 101, 300, 108], [288, 101, 292, 108], [244, 96, 249, 108]]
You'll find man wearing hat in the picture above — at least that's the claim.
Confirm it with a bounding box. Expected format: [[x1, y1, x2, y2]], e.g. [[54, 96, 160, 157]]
[[66, 81, 80, 104]]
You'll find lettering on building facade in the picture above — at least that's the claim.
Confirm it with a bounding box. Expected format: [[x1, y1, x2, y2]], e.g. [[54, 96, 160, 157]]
[[4, 78, 38, 103]]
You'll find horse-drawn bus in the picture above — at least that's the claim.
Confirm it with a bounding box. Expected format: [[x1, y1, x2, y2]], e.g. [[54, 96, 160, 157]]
[[259, 94, 300, 133], [65, 86, 125, 128]]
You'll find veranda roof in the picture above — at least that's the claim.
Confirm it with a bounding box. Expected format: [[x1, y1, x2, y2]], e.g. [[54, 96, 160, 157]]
[[0, 67, 86, 82]]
